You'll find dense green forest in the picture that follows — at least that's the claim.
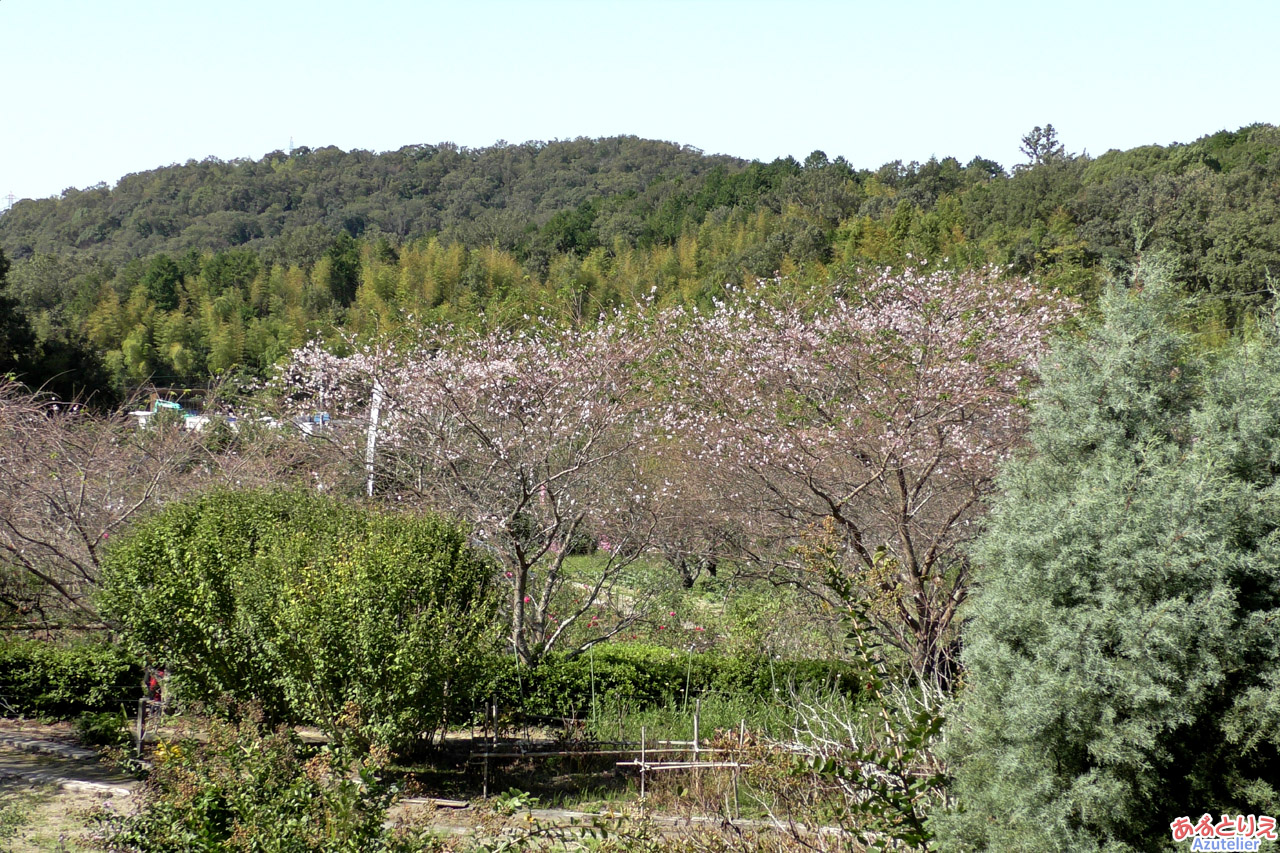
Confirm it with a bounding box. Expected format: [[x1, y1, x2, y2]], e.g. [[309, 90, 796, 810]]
[[2, 124, 1279, 394]]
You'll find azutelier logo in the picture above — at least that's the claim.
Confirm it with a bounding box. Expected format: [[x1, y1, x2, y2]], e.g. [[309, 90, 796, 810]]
[[1170, 815, 1277, 851]]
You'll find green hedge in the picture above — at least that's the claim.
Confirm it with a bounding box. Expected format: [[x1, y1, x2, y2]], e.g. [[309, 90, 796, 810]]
[[0, 638, 856, 729], [0, 639, 141, 718], [478, 643, 860, 718]]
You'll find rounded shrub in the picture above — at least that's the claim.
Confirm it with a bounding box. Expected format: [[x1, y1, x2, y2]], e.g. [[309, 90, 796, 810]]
[[99, 490, 499, 755]]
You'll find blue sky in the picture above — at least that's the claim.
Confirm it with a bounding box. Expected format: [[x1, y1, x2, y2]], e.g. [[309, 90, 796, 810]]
[[1, 0, 1275, 203]]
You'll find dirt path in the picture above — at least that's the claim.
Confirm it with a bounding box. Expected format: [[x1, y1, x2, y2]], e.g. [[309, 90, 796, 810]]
[[0, 732, 136, 853]]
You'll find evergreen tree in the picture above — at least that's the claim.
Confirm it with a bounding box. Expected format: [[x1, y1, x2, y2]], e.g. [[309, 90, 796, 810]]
[[933, 264, 1280, 851], [0, 249, 38, 377], [1020, 123, 1068, 166], [0, 248, 117, 404], [324, 232, 361, 307]]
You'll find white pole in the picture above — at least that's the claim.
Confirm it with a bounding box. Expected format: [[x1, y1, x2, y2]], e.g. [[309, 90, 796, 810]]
[[694, 697, 700, 759], [640, 725, 647, 804], [365, 379, 384, 497]]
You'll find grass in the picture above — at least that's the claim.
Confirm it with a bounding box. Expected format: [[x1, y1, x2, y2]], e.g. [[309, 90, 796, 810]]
[[390, 688, 859, 821], [0, 782, 102, 852], [0, 788, 30, 846]]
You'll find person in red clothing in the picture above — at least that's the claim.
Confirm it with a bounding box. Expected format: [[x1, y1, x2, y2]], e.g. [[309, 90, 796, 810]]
[[144, 667, 166, 702]]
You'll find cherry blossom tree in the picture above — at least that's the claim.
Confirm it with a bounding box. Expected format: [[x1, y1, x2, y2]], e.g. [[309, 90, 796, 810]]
[[659, 265, 1075, 681], [281, 316, 669, 665], [0, 380, 327, 628], [282, 264, 1073, 676], [0, 385, 164, 626]]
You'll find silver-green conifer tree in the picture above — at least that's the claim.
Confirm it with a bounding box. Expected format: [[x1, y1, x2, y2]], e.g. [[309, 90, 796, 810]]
[[933, 264, 1280, 851]]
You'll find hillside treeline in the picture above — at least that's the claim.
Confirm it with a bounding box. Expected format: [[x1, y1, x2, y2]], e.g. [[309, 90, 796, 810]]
[[2, 125, 1279, 393]]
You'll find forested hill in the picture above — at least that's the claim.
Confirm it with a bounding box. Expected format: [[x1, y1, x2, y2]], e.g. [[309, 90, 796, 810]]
[[1, 125, 1279, 397], [0, 137, 749, 265]]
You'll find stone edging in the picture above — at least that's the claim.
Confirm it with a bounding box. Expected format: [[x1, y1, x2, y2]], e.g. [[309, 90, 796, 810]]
[[0, 734, 97, 760]]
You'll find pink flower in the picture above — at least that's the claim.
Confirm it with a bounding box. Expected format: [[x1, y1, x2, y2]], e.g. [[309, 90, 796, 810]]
[[523, 595, 531, 603]]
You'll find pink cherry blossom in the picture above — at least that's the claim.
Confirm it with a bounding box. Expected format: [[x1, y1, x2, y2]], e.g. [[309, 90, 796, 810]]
[[279, 263, 1073, 679]]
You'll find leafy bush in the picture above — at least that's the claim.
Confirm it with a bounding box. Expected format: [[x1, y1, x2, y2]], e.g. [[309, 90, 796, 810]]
[[100, 490, 499, 755], [99, 711, 432, 853], [75, 710, 132, 748], [0, 639, 140, 718]]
